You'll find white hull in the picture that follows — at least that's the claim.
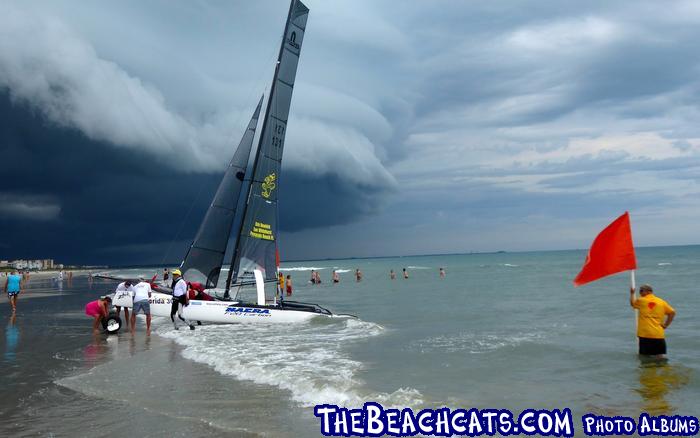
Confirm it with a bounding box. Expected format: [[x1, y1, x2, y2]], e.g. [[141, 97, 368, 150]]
[[113, 291, 328, 324]]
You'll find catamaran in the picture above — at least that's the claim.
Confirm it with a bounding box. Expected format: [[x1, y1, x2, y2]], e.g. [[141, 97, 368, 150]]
[[110, 0, 351, 329]]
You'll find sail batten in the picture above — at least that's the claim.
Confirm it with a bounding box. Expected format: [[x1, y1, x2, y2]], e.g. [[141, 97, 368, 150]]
[[180, 96, 264, 288]]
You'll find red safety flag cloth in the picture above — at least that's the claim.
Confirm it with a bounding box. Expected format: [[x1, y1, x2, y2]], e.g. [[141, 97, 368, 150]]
[[573, 212, 637, 287]]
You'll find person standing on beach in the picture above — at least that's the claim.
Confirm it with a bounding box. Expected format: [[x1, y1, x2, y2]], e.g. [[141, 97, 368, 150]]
[[403, 268, 409, 279], [114, 280, 134, 323], [130, 279, 152, 335], [3, 270, 23, 313], [630, 284, 675, 358], [390, 270, 396, 280], [163, 268, 170, 284], [355, 269, 363, 282], [171, 269, 194, 330], [286, 275, 293, 295]]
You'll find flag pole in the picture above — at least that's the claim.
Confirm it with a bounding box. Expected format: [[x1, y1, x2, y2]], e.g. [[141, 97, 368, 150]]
[[630, 270, 636, 290], [631, 270, 638, 344]]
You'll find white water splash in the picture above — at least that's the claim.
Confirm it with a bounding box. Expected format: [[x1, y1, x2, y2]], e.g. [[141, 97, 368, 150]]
[[158, 318, 423, 408]]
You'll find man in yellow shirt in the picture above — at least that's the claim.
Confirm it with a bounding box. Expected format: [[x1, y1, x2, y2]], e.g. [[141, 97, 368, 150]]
[[630, 284, 676, 357]]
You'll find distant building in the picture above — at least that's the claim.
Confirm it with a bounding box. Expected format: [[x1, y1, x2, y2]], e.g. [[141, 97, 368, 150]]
[[0, 260, 8, 268], [9, 259, 58, 270]]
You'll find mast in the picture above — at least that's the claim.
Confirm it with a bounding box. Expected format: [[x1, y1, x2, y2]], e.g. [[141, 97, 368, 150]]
[[226, 0, 309, 295]]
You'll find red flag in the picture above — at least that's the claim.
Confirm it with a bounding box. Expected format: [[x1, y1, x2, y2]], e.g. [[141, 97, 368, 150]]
[[573, 212, 637, 287]]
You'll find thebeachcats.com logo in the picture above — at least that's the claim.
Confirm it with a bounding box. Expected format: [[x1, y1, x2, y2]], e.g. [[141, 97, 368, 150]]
[[313, 403, 700, 437]]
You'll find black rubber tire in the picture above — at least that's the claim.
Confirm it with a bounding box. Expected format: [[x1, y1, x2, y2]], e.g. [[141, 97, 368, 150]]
[[103, 312, 122, 334]]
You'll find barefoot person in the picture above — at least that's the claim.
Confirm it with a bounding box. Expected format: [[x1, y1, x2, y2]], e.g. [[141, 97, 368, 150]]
[[130, 279, 153, 335], [355, 269, 363, 282], [114, 280, 134, 323], [85, 296, 112, 334], [630, 284, 676, 358], [332, 270, 340, 283], [3, 270, 23, 313]]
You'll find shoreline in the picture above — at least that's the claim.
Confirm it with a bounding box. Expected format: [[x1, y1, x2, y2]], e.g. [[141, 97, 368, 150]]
[[1, 269, 94, 280]]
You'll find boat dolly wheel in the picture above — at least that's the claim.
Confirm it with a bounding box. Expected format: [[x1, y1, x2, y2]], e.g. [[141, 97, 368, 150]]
[[103, 311, 122, 334]]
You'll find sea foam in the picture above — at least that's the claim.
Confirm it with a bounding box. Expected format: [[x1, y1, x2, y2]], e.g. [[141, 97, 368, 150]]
[[157, 318, 423, 408]]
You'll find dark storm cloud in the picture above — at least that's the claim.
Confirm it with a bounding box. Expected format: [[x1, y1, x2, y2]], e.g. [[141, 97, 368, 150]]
[[2, 0, 700, 263], [0, 93, 219, 264], [280, 170, 393, 232], [0, 93, 394, 264]]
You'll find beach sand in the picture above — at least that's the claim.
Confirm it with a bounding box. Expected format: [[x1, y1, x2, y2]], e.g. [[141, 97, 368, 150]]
[[0, 276, 295, 437]]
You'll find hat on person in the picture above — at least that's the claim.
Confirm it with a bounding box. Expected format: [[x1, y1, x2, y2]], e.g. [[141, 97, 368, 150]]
[[639, 284, 653, 292], [172, 269, 182, 276]]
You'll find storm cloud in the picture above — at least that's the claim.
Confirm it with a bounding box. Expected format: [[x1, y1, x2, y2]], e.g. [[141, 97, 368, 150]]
[[1, 0, 700, 265]]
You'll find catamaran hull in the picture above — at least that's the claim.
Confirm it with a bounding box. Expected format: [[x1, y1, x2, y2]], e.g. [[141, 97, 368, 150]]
[[113, 291, 328, 324]]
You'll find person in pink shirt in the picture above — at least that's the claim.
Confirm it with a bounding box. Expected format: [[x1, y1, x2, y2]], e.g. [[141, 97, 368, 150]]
[[85, 296, 112, 334]]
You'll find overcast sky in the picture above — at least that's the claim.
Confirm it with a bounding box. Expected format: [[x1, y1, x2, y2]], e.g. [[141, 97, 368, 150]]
[[1, 0, 699, 265]]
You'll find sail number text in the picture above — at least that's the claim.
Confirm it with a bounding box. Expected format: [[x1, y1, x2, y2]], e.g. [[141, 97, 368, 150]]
[[271, 123, 285, 148]]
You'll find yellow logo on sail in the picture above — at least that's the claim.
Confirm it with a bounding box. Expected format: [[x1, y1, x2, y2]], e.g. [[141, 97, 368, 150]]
[[261, 173, 276, 199]]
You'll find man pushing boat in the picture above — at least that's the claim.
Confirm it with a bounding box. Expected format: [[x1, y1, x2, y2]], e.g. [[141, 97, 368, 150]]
[[171, 269, 195, 331]]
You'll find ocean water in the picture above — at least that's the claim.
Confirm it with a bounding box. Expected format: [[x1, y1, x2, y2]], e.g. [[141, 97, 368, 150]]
[[1, 246, 698, 437]]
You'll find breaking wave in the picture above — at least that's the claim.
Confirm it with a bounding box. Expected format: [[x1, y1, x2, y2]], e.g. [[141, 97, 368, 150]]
[[157, 318, 422, 408]]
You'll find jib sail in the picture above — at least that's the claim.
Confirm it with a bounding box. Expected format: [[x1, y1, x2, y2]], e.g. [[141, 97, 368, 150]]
[[180, 96, 264, 287]]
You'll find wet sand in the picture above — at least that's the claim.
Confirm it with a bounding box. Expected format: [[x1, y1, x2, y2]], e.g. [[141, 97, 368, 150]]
[[0, 277, 308, 437]]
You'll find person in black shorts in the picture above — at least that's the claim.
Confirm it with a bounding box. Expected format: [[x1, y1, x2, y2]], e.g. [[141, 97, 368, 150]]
[[630, 284, 675, 358]]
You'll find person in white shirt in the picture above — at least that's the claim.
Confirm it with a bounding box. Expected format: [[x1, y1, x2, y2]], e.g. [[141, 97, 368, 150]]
[[114, 280, 135, 323], [170, 269, 194, 330], [130, 279, 153, 335]]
